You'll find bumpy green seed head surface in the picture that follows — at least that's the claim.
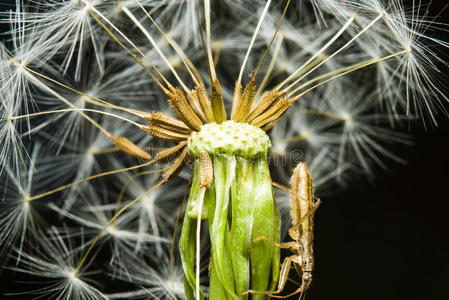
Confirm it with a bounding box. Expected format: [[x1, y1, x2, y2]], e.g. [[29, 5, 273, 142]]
[[187, 120, 271, 158]]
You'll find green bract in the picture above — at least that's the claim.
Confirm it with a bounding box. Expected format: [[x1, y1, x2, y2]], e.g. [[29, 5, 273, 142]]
[[181, 122, 280, 300]]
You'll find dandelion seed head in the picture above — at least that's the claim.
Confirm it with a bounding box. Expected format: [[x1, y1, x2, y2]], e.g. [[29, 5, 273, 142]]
[[0, 145, 49, 264], [22, 195, 30, 204], [107, 225, 117, 236], [340, 111, 352, 121], [9, 227, 108, 300], [271, 140, 287, 157], [301, 129, 312, 140], [168, 56, 181, 68], [83, 2, 92, 13], [50, 185, 169, 260], [65, 269, 78, 280], [86, 146, 97, 157], [142, 194, 155, 211], [165, 278, 185, 297], [108, 247, 197, 300], [116, 1, 126, 10]]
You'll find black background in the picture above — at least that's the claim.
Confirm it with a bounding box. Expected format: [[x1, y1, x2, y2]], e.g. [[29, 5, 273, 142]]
[[0, 1, 448, 299]]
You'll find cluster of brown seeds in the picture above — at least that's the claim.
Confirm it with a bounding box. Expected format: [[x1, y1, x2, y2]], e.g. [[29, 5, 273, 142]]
[[141, 74, 294, 181]]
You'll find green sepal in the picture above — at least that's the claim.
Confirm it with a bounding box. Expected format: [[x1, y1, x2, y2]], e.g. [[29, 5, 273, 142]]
[[184, 277, 195, 300], [249, 158, 279, 300], [179, 161, 205, 300], [207, 155, 239, 300], [209, 255, 227, 299], [229, 157, 256, 299], [270, 203, 281, 291], [181, 139, 281, 299]]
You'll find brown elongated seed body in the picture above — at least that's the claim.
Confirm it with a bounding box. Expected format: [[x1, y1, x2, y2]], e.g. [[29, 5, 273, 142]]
[[210, 79, 227, 124], [154, 141, 187, 163], [168, 88, 203, 131], [187, 90, 207, 122], [230, 81, 242, 118], [257, 98, 290, 127], [147, 112, 191, 133], [232, 77, 256, 122], [146, 125, 190, 141], [163, 147, 188, 181], [246, 90, 282, 122], [199, 151, 213, 189], [195, 85, 215, 123], [261, 121, 276, 131], [251, 97, 291, 127], [112, 136, 151, 160]]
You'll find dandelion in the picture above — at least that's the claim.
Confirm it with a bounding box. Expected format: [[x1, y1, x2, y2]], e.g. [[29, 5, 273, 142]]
[[0, 144, 46, 263], [0, 0, 448, 299], [107, 244, 207, 300], [6, 227, 108, 300]]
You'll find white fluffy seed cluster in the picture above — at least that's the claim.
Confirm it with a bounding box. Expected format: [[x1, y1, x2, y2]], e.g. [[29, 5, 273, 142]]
[[187, 121, 271, 158], [0, 0, 447, 299]]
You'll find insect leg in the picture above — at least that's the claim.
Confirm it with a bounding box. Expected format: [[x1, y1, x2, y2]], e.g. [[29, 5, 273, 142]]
[[270, 280, 309, 299], [253, 236, 296, 249], [243, 255, 298, 297], [288, 199, 321, 236]]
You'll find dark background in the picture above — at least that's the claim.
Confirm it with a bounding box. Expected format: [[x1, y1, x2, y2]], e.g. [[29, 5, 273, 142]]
[[0, 1, 448, 299], [312, 118, 449, 299], [310, 1, 449, 298]]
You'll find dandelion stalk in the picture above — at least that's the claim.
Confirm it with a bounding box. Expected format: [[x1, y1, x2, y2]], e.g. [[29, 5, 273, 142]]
[[180, 122, 280, 299]]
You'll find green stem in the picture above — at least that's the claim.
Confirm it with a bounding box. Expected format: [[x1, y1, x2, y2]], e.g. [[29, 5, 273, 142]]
[[180, 151, 280, 299], [250, 157, 279, 300], [180, 162, 205, 300], [230, 157, 255, 299], [208, 155, 238, 299]]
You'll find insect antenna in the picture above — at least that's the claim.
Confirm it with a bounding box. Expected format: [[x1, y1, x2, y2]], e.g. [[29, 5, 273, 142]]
[[272, 181, 291, 194], [262, 172, 291, 193]]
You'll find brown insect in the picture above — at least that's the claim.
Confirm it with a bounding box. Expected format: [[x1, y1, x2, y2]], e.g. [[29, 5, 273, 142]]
[[244, 162, 320, 298]]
